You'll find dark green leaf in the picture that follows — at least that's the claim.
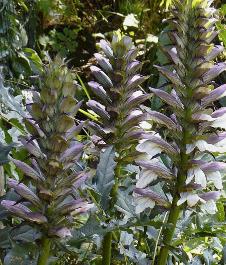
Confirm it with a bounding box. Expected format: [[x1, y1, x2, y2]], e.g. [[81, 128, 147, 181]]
[[0, 227, 11, 249], [96, 146, 116, 210], [0, 142, 14, 165], [23, 48, 43, 74], [10, 225, 41, 243], [4, 243, 37, 265], [69, 215, 106, 243], [115, 189, 135, 220]]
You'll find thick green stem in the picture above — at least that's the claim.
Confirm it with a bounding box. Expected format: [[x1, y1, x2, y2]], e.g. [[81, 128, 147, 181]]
[[157, 196, 181, 265], [102, 232, 112, 265], [37, 238, 51, 265], [157, 128, 190, 264]]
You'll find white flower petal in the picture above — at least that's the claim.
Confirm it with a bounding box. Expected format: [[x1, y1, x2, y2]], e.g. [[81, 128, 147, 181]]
[[186, 168, 195, 184], [178, 192, 205, 207], [189, 140, 226, 153], [177, 192, 188, 206], [187, 194, 201, 207], [136, 153, 153, 161], [206, 171, 223, 189], [131, 109, 143, 116], [139, 121, 152, 130], [134, 196, 155, 214], [120, 231, 133, 247], [136, 169, 158, 188], [194, 168, 206, 188], [196, 140, 212, 152], [214, 137, 226, 147], [212, 114, 226, 129], [201, 200, 217, 214], [186, 144, 195, 154], [136, 140, 162, 157], [197, 114, 215, 121], [132, 91, 143, 97]]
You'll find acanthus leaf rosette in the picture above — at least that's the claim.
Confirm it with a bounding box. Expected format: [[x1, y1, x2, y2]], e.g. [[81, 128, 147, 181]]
[[134, 0, 226, 262], [1, 57, 93, 240], [87, 34, 150, 162]]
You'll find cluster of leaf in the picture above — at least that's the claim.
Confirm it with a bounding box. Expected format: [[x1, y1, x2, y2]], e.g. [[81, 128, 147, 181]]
[[0, 0, 42, 77], [40, 28, 81, 58], [36, 0, 110, 60]]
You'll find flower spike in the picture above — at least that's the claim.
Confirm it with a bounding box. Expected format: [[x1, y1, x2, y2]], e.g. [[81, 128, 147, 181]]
[[134, 0, 226, 263], [87, 34, 149, 161], [2, 57, 93, 240]]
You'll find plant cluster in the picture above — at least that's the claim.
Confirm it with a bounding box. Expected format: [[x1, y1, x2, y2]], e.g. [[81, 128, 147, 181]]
[[1, 0, 226, 265], [1, 57, 93, 264]]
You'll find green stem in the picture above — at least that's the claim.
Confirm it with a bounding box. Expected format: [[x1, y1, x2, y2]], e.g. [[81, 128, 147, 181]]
[[157, 196, 181, 265], [37, 238, 51, 265], [102, 162, 121, 265], [157, 130, 190, 264], [102, 232, 112, 265]]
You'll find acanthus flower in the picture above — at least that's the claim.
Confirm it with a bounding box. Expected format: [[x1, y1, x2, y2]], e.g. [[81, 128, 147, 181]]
[[87, 34, 150, 265], [133, 0, 226, 263], [87, 34, 149, 162], [2, 57, 93, 243]]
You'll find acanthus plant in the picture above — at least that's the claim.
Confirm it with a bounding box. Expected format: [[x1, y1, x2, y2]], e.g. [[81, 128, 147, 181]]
[[134, 0, 226, 264], [87, 34, 149, 265], [87, 34, 149, 158], [1, 57, 93, 265]]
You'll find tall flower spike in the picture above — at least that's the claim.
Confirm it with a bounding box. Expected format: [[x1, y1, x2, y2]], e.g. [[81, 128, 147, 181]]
[[87, 35, 149, 265], [87, 35, 149, 161], [134, 0, 226, 264], [1, 57, 93, 261]]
